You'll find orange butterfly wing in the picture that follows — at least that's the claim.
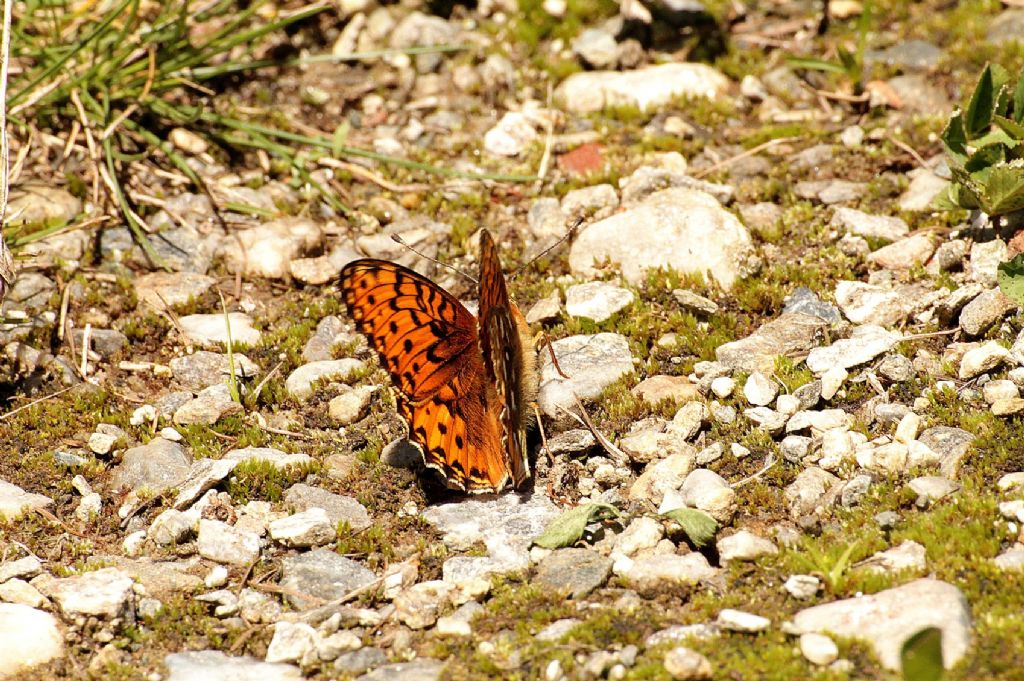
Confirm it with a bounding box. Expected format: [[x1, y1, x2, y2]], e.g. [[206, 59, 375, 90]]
[[477, 230, 531, 488], [340, 258, 514, 492]]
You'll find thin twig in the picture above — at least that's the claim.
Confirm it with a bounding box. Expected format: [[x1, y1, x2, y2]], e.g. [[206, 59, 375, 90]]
[[693, 136, 800, 179], [0, 0, 14, 302], [0, 386, 75, 420], [731, 453, 776, 489], [887, 134, 930, 170]]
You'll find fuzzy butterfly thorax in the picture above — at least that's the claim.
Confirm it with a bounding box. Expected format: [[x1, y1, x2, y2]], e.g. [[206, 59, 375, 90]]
[[340, 229, 539, 494]]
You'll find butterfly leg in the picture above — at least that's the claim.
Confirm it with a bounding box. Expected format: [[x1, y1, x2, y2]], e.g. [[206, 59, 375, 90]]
[[532, 402, 554, 465], [536, 331, 571, 379]]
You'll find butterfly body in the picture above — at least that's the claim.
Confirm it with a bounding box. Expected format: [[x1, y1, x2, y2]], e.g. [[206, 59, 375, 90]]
[[340, 230, 537, 493]]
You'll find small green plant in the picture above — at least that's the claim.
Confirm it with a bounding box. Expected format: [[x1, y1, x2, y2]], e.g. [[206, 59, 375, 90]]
[[532, 503, 620, 549], [787, 0, 873, 96], [938, 63, 1024, 218], [793, 539, 861, 593]]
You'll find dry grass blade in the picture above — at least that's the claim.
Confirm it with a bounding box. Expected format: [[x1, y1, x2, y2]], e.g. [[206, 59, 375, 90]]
[[0, 0, 15, 303]]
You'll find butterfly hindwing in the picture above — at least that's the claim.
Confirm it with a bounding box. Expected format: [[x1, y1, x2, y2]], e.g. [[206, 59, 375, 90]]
[[340, 257, 515, 493], [477, 230, 530, 487]]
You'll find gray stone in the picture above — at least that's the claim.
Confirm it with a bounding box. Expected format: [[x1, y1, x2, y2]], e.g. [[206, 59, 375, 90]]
[[630, 451, 697, 505], [284, 484, 371, 531], [919, 426, 975, 479], [7, 183, 81, 225], [715, 313, 827, 374], [887, 74, 950, 113], [173, 383, 244, 426], [394, 580, 452, 629], [717, 608, 770, 632], [789, 579, 971, 670], [868, 233, 937, 270], [988, 10, 1024, 43], [565, 282, 634, 323], [334, 647, 388, 676], [900, 168, 949, 211], [569, 187, 753, 288], [280, 548, 377, 609], [738, 202, 782, 237], [538, 333, 634, 417], [109, 438, 191, 493], [164, 650, 302, 681], [782, 287, 841, 323], [970, 240, 1007, 287], [561, 184, 618, 217], [993, 545, 1024, 571], [70, 328, 127, 359], [534, 548, 612, 598], [959, 288, 1017, 337], [663, 646, 712, 680], [615, 553, 717, 593], [556, 63, 729, 114], [389, 11, 457, 72], [285, 359, 365, 400], [328, 385, 376, 425], [865, 40, 942, 70], [863, 540, 927, 573], [673, 289, 719, 316], [680, 469, 735, 523], [179, 313, 261, 347], [269, 508, 337, 548], [795, 180, 866, 204], [830, 207, 908, 242], [834, 281, 928, 327], [172, 458, 239, 510], [572, 28, 619, 68], [101, 556, 203, 599], [785, 467, 839, 516], [302, 316, 353, 362], [197, 519, 261, 566], [356, 659, 444, 681], [169, 351, 260, 392], [0, 604, 64, 678], [717, 530, 778, 562], [2, 273, 55, 311]]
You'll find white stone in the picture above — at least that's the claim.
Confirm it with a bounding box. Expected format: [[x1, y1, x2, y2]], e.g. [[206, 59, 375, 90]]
[[615, 517, 665, 558], [864, 540, 927, 573], [959, 341, 1010, 379], [716, 608, 770, 632], [269, 508, 337, 548], [819, 366, 848, 400], [538, 333, 635, 417], [743, 372, 777, 406], [557, 63, 730, 114], [285, 359, 365, 400], [680, 469, 735, 523], [164, 650, 302, 681], [197, 519, 261, 566], [807, 324, 900, 373], [717, 530, 778, 562], [784, 574, 820, 600], [894, 412, 921, 444], [266, 621, 318, 664], [0, 604, 63, 677], [984, 379, 1019, 404], [710, 376, 735, 398], [776, 394, 801, 415], [483, 112, 538, 157], [565, 282, 635, 323], [179, 313, 262, 347], [41, 568, 134, 618], [663, 646, 712, 680], [800, 632, 839, 666]]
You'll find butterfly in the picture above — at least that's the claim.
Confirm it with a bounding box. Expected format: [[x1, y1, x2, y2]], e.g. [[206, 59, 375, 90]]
[[340, 229, 538, 493]]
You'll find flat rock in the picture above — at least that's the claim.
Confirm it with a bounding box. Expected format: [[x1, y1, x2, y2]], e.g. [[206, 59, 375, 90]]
[[631, 375, 699, 405], [831, 207, 908, 241], [789, 579, 971, 670], [109, 438, 191, 493], [534, 548, 612, 598], [717, 530, 778, 562], [900, 168, 948, 211], [959, 288, 1017, 337], [834, 281, 924, 326], [987, 9, 1024, 43], [197, 519, 261, 566], [224, 446, 313, 470], [355, 659, 444, 681], [101, 556, 203, 599], [135, 272, 216, 311], [715, 313, 827, 374], [806, 325, 900, 374], [173, 383, 244, 426], [538, 333, 634, 417], [785, 467, 840, 516], [165, 650, 302, 681], [867, 233, 937, 270], [284, 484, 372, 531], [565, 281, 634, 322], [39, 568, 134, 618], [169, 351, 260, 392], [556, 63, 730, 114], [285, 359, 365, 400], [172, 458, 239, 510], [279, 548, 377, 609], [918, 426, 975, 479], [680, 469, 735, 523], [0, 604, 63, 677], [630, 450, 697, 505], [179, 313, 261, 347], [569, 188, 754, 289], [615, 553, 717, 593], [0, 480, 53, 522]]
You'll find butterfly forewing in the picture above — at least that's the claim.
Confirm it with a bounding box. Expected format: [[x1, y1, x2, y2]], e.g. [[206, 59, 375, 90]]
[[477, 230, 530, 487], [340, 257, 514, 493]]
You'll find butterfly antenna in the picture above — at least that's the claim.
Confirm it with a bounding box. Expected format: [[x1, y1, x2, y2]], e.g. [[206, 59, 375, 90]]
[[391, 234, 479, 284], [511, 216, 584, 281]]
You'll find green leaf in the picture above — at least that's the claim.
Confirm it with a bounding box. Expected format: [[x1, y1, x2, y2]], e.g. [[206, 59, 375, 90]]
[[931, 183, 979, 211], [331, 121, 351, 159], [965, 65, 998, 139], [661, 507, 719, 548], [994, 115, 1024, 141], [901, 627, 944, 681], [998, 253, 1024, 307], [940, 109, 968, 165], [532, 503, 620, 549], [786, 56, 846, 74], [837, 47, 857, 75], [981, 163, 1024, 214]]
